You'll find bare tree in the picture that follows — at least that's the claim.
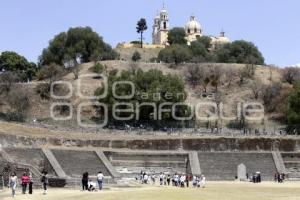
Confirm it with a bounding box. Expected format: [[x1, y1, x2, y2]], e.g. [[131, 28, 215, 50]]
[[237, 64, 257, 86], [250, 79, 262, 99], [262, 82, 282, 112], [237, 67, 248, 85], [224, 67, 236, 87], [282, 67, 300, 84], [7, 86, 29, 114], [186, 65, 202, 87], [186, 65, 211, 93], [0, 72, 19, 94], [200, 66, 210, 93], [38, 63, 63, 85], [210, 66, 223, 92], [244, 64, 256, 78], [129, 61, 140, 75]]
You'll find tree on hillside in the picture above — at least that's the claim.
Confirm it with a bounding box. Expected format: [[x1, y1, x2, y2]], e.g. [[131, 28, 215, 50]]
[[7, 87, 30, 115], [209, 66, 223, 92], [0, 72, 20, 94], [131, 51, 141, 62], [94, 69, 189, 128], [37, 63, 63, 85], [287, 82, 300, 134], [136, 18, 148, 48], [185, 65, 211, 92], [167, 28, 187, 45], [224, 67, 236, 87], [250, 79, 263, 99], [216, 40, 264, 65], [4, 86, 30, 122], [0, 51, 37, 81], [35, 63, 64, 100], [158, 44, 192, 65], [282, 67, 300, 84], [237, 64, 257, 85], [39, 27, 118, 67], [261, 82, 291, 116], [190, 41, 207, 59], [197, 36, 212, 50], [186, 65, 202, 87]]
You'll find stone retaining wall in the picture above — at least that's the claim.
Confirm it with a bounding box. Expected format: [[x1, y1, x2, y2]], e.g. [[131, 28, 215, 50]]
[[0, 133, 299, 152]]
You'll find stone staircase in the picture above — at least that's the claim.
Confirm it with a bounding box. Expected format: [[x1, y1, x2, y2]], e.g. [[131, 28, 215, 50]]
[[0, 148, 44, 187], [281, 153, 300, 180], [198, 152, 276, 181], [51, 150, 111, 178], [105, 151, 188, 178]]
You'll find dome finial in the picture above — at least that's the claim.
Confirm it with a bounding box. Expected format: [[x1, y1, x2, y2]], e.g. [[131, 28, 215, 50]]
[[190, 14, 196, 21]]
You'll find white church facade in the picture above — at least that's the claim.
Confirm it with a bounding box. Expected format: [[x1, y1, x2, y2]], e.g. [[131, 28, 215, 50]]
[[152, 6, 230, 48]]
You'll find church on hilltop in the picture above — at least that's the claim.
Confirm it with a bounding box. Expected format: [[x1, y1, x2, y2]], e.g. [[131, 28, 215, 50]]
[[152, 6, 230, 49]]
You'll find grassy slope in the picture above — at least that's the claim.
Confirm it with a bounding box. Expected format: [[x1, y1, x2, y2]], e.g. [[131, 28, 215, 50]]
[[0, 48, 288, 130]]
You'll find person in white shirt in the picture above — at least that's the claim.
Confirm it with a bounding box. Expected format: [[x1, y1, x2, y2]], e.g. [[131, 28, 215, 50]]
[[174, 174, 179, 187], [143, 173, 149, 184], [88, 180, 96, 191], [180, 175, 186, 187], [9, 172, 18, 198], [163, 173, 167, 185], [97, 171, 104, 190], [159, 173, 164, 185], [151, 174, 156, 185], [200, 175, 206, 188], [192, 176, 197, 187]]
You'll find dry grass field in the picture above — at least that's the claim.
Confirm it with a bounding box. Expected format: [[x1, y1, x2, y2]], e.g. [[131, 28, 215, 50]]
[[1, 182, 300, 200]]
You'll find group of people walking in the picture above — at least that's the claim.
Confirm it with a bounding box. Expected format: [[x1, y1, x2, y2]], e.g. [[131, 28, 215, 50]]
[[8, 171, 48, 198], [140, 171, 206, 188], [274, 172, 285, 183], [81, 171, 104, 191]]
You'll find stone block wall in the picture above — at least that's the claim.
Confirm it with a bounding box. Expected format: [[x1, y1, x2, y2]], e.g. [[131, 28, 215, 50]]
[[198, 152, 276, 181], [52, 150, 111, 177]]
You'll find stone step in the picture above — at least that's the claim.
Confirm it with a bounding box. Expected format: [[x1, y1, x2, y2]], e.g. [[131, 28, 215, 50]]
[[108, 156, 187, 162], [284, 161, 300, 164], [111, 159, 186, 165]]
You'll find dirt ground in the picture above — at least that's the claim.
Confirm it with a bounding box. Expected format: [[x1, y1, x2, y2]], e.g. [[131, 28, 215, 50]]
[[1, 181, 300, 200]]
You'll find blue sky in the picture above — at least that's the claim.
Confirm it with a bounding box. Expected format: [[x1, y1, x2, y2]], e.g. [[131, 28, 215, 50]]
[[0, 0, 299, 67]]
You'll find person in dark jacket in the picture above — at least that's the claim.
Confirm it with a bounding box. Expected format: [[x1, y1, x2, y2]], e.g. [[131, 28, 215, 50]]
[[29, 172, 34, 194], [82, 172, 89, 191], [41, 171, 49, 195]]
